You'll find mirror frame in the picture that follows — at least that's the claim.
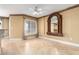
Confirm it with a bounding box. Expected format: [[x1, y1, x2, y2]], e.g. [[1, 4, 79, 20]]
[[47, 12, 63, 36]]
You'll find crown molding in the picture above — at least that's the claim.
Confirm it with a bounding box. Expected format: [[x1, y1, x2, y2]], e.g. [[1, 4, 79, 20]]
[[3, 4, 79, 19], [38, 4, 79, 19], [10, 14, 37, 19], [0, 16, 9, 19]]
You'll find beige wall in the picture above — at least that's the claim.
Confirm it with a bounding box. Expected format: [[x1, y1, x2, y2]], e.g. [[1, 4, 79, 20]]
[[38, 7, 79, 43], [9, 16, 24, 39], [2, 18, 9, 29], [9, 15, 37, 39], [61, 7, 79, 43], [38, 17, 45, 35]]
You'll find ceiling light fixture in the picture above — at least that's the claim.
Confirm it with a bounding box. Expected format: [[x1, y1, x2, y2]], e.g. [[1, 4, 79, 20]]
[[33, 6, 42, 15]]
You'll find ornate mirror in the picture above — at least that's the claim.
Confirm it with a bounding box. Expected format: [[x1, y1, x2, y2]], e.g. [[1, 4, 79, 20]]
[[47, 13, 63, 36]]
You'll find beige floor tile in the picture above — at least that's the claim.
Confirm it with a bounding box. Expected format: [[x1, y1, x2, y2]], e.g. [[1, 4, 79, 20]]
[[0, 38, 79, 55]]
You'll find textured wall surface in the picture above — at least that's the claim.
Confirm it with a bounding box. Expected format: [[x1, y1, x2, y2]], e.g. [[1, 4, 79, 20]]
[[9, 16, 24, 39], [38, 7, 79, 43]]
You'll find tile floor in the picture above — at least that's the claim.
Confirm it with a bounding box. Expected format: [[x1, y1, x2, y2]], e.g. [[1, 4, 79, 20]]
[[0, 38, 79, 55]]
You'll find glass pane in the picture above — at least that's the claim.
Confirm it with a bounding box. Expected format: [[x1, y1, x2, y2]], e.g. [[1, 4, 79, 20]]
[[51, 16, 58, 33], [30, 21, 36, 33], [24, 19, 37, 35], [0, 19, 2, 29]]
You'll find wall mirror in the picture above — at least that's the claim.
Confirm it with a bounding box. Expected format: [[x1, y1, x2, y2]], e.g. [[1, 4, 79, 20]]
[[47, 13, 63, 36]]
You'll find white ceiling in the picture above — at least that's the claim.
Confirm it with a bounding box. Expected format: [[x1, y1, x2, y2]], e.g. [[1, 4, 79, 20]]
[[0, 4, 76, 17]]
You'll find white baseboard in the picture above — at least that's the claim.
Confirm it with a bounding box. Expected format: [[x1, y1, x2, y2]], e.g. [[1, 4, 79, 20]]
[[39, 36, 79, 48]]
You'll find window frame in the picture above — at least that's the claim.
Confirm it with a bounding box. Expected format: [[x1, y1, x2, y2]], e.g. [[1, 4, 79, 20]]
[[47, 13, 63, 36], [24, 19, 37, 36]]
